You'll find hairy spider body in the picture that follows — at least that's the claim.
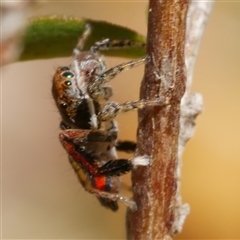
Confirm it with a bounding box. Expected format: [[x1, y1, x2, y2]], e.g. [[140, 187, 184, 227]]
[[59, 129, 137, 211], [52, 25, 162, 210]]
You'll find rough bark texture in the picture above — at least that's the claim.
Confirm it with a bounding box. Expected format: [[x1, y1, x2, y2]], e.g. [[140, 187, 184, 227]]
[[126, 1, 215, 239], [127, 1, 189, 239]]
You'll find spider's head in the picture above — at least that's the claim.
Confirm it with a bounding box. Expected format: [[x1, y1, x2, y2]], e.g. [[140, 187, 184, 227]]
[[52, 66, 91, 129]]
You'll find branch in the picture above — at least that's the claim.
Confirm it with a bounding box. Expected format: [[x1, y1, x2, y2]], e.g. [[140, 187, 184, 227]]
[[126, 1, 214, 239]]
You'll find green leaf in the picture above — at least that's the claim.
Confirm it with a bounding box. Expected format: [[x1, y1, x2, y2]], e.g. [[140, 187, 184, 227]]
[[19, 15, 146, 61]]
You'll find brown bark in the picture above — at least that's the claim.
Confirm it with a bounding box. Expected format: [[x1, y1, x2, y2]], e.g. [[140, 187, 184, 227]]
[[127, 1, 190, 239]]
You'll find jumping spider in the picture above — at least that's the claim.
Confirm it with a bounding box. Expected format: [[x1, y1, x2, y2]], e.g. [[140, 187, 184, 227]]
[[52, 24, 163, 211]]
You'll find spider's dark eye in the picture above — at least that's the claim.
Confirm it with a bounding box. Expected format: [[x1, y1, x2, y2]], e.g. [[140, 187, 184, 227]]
[[64, 80, 72, 86], [59, 66, 70, 71], [59, 102, 67, 108], [62, 71, 74, 79]]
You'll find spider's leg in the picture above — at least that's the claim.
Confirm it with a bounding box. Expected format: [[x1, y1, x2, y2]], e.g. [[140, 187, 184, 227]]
[[97, 159, 133, 176], [71, 26, 94, 115], [73, 24, 91, 56], [89, 187, 137, 211], [101, 86, 113, 101], [99, 57, 147, 83], [98, 98, 166, 122], [96, 155, 149, 177], [89, 57, 147, 100], [90, 38, 145, 52], [116, 140, 137, 153]]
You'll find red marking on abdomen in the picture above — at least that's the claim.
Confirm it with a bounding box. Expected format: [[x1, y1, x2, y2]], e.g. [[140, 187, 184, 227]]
[[94, 176, 107, 191]]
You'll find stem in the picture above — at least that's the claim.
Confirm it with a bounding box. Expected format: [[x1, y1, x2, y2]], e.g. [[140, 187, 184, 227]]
[[126, 1, 215, 239], [127, 1, 189, 239]]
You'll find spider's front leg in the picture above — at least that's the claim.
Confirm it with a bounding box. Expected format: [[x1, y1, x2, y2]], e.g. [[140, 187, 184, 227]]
[[91, 38, 145, 52], [73, 24, 91, 56], [98, 98, 166, 122], [88, 56, 148, 101]]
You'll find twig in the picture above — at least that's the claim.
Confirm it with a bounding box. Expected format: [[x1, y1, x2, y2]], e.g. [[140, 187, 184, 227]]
[[126, 1, 214, 239]]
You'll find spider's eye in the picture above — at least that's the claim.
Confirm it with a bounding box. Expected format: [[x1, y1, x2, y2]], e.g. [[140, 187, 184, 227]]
[[64, 80, 72, 86], [62, 71, 74, 79], [59, 66, 70, 71], [61, 72, 74, 87], [59, 102, 67, 108]]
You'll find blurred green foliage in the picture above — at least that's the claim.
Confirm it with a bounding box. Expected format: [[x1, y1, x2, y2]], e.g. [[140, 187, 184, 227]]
[[19, 16, 146, 61]]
